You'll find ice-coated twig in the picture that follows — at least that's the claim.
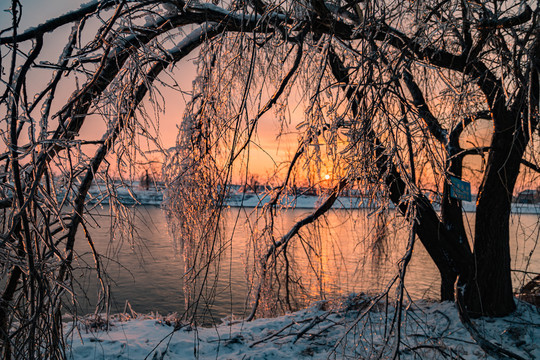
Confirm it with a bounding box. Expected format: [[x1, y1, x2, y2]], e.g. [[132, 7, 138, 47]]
[[246, 179, 348, 321], [455, 276, 527, 360]]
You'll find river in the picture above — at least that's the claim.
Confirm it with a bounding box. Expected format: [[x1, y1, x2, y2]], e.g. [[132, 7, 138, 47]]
[[71, 206, 539, 323]]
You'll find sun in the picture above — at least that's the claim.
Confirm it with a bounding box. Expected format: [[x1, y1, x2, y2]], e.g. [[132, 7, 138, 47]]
[[324, 174, 330, 180]]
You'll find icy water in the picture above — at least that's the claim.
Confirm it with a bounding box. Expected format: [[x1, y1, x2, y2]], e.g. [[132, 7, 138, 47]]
[[72, 206, 539, 323]]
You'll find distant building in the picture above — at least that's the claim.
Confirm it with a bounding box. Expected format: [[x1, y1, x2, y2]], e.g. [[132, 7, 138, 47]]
[[515, 189, 540, 204]]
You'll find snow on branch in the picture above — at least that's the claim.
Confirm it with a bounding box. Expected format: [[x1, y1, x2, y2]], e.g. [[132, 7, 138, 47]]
[[0, 0, 162, 44]]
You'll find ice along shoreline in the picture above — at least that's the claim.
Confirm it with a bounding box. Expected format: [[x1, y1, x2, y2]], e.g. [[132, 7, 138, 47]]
[[80, 185, 540, 214]]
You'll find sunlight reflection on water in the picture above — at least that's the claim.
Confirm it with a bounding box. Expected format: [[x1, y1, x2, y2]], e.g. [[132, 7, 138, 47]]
[[72, 206, 539, 323]]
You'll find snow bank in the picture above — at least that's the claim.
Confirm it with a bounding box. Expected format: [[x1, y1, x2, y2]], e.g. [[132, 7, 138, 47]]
[[226, 193, 373, 209], [66, 297, 539, 359], [64, 182, 540, 213], [83, 186, 540, 214]]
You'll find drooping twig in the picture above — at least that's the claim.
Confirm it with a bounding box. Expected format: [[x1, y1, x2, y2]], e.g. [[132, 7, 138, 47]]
[[454, 276, 527, 360], [246, 179, 348, 321]]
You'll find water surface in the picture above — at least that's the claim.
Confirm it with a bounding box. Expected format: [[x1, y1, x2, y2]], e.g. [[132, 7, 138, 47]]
[[71, 206, 539, 322]]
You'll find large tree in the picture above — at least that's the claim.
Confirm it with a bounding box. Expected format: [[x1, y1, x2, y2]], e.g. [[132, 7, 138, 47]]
[[0, 0, 538, 358]]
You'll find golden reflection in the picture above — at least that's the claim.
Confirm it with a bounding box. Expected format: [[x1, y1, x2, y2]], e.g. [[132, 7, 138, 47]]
[[236, 208, 441, 318]]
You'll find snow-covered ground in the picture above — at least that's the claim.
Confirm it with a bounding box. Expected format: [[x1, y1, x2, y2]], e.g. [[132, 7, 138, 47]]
[[65, 296, 539, 359], [218, 193, 540, 214], [226, 193, 373, 209]]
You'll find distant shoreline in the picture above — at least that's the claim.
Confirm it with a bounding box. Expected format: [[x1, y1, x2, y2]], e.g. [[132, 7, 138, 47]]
[[79, 186, 540, 214]]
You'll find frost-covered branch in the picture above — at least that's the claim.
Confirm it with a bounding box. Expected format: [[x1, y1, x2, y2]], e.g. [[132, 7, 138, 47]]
[[0, 0, 165, 44], [247, 179, 348, 321]]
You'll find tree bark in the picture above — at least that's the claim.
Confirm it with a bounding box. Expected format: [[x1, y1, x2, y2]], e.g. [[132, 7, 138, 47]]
[[465, 110, 526, 316]]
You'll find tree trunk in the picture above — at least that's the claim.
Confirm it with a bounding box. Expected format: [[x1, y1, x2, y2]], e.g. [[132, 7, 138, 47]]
[[441, 133, 473, 301], [465, 111, 525, 317], [414, 197, 472, 301]]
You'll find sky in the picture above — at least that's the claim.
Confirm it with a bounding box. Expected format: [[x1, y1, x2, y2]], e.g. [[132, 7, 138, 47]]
[[2, 1, 538, 190], [0, 0, 302, 182], [8, 0, 195, 149]]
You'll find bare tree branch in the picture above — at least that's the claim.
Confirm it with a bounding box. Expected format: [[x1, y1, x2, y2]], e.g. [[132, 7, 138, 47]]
[[477, 4, 532, 30], [0, 0, 167, 44], [402, 68, 448, 144], [246, 178, 348, 321], [521, 159, 540, 174]]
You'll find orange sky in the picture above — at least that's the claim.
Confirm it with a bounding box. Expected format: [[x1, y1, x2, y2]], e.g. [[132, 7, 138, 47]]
[[0, 1, 295, 182], [2, 1, 538, 192]]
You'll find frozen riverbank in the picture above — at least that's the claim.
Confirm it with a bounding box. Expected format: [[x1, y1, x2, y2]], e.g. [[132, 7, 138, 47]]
[[83, 185, 540, 214], [66, 297, 539, 359], [227, 193, 540, 214]]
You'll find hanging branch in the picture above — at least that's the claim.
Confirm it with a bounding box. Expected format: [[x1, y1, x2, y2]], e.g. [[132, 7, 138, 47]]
[[246, 179, 348, 321], [402, 69, 448, 145], [232, 39, 304, 162]]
